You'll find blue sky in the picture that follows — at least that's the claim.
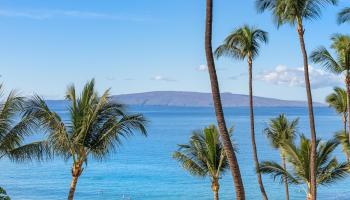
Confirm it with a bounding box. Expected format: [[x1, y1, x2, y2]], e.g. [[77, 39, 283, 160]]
[[0, 0, 348, 102]]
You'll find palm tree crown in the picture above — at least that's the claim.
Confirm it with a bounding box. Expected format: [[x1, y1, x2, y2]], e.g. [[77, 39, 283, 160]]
[[260, 135, 349, 198], [0, 85, 49, 162], [256, 0, 338, 26], [215, 25, 268, 61], [173, 125, 229, 200], [264, 114, 298, 150], [173, 125, 229, 178], [25, 79, 147, 199]]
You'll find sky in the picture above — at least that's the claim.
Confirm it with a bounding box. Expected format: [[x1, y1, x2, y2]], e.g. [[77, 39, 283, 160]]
[[0, 0, 348, 102]]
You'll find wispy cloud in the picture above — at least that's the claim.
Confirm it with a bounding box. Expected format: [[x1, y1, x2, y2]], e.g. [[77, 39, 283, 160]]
[[228, 73, 246, 80], [196, 64, 227, 72], [196, 64, 208, 71], [257, 65, 342, 89], [0, 9, 152, 22], [151, 75, 176, 82]]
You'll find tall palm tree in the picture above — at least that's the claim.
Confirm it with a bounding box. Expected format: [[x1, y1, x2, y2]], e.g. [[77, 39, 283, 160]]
[[325, 87, 348, 132], [215, 25, 268, 200], [335, 130, 350, 162], [260, 135, 349, 200], [256, 1, 338, 199], [264, 114, 298, 200], [311, 34, 350, 138], [204, 0, 245, 199], [25, 79, 147, 200], [338, 7, 350, 24], [0, 86, 50, 162], [173, 125, 230, 200]]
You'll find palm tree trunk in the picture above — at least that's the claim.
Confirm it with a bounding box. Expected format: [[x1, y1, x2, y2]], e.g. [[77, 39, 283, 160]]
[[212, 179, 220, 200], [345, 74, 350, 144], [296, 19, 317, 200], [248, 57, 268, 200], [281, 154, 289, 200], [68, 162, 83, 200], [343, 113, 347, 134], [204, 0, 245, 199]]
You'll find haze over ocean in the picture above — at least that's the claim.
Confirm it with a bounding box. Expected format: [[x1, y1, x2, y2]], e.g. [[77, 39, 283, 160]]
[[0, 103, 347, 200]]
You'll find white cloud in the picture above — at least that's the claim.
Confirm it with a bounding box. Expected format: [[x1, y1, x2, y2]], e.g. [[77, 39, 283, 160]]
[[0, 9, 151, 21], [196, 64, 208, 71], [257, 65, 342, 89], [151, 75, 176, 82]]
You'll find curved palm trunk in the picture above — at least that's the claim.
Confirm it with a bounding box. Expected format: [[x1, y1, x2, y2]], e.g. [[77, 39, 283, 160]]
[[68, 162, 83, 200], [204, 0, 245, 199], [248, 57, 268, 200], [281, 154, 289, 200], [297, 19, 317, 200], [212, 178, 220, 200]]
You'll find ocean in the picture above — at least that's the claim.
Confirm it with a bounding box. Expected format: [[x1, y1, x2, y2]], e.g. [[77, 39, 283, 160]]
[[1, 104, 349, 200]]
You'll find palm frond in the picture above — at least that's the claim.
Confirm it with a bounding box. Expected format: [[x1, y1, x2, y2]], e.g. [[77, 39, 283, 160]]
[[173, 151, 207, 177], [259, 161, 300, 184], [7, 140, 52, 162], [338, 7, 350, 24], [310, 46, 343, 74]]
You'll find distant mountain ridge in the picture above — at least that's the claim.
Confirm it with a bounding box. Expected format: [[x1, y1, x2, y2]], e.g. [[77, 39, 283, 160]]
[[111, 91, 325, 107]]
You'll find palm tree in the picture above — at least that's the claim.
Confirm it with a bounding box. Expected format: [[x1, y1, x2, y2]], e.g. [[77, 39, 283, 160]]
[[215, 25, 268, 200], [204, 0, 245, 199], [0, 187, 10, 200], [0, 86, 50, 162], [335, 131, 350, 162], [173, 125, 230, 200], [264, 114, 298, 200], [25, 79, 147, 200], [338, 7, 350, 24], [311, 34, 350, 138], [325, 87, 348, 132], [256, 1, 338, 199], [260, 135, 349, 200]]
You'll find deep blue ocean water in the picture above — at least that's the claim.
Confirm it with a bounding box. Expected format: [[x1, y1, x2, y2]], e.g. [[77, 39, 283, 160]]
[[1, 104, 349, 200]]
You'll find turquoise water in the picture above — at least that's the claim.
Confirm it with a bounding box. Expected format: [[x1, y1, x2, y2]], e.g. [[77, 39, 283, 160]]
[[1, 104, 349, 200]]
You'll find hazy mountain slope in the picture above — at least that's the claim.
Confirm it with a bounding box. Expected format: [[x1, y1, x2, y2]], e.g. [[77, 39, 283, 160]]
[[112, 91, 325, 107]]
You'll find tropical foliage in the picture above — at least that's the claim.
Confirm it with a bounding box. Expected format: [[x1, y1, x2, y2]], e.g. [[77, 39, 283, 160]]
[[0, 187, 10, 200], [255, 1, 338, 198], [260, 135, 349, 200], [264, 114, 299, 200], [325, 87, 348, 132], [311, 34, 350, 146], [215, 25, 269, 200], [338, 7, 350, 24], [335, 131, 350, 162], [24, 79, 147, 200], [173, 125, 229, 200], [0, 85, 50, 162]]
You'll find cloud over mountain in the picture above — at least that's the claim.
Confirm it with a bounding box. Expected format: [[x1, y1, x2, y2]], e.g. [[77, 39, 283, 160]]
[[257, 65, 342, 89]]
